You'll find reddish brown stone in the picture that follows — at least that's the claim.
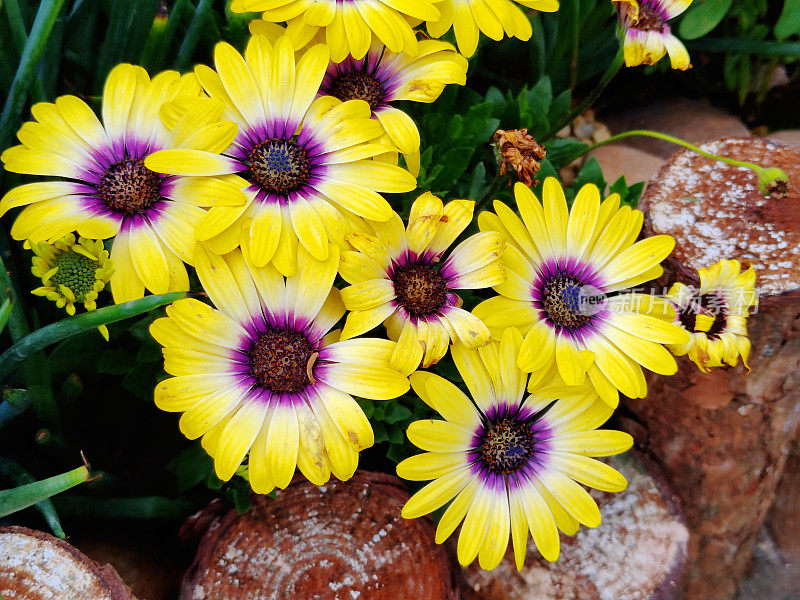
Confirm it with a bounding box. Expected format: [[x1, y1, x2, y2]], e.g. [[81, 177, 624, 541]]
[[0, 526, 138, 600], [767, 435, 800, 559], [603, 98, 750, 158], [458, 452, 689, 600], [181, 471, 462, 600], [632, 137, 800, 600]]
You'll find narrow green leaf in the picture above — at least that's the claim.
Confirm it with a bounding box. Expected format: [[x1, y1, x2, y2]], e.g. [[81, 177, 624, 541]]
[[176, 0, 215, 71], [678, 0, 733, 40], [0, 292, 187, 382], [53, 495, 196, 519], [775, 0, 800, 40], [0, 298, 12, 332], [0, 465, 90, 518], [0, 457, 65, 538], [0, 0, 67, 159]]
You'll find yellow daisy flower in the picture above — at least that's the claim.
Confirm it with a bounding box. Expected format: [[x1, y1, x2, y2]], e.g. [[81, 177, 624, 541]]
[[250, 21, 468, 175], [150, 241, 411, 492], [665, 259, 757, 373], [473, 179, 690, 407], [339, 192, 505, 372], [0, 64, 244, 304], [426, 0, 559, 58], [397, 328, 633, 570], [232, 0, 442, 62], [145, 35, 416, 278], [30, 234, 114, 339], [614, 0, 692, 70]]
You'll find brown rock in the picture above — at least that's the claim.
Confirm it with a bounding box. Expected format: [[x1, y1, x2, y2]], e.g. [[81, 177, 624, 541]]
[[459, 451, 689, 600], [603, 98, 750, 158], [589, 144, 664, 187], [632, 137, 800, 600], [0, 526, 138, 600], [767, 435, 800, 559], [181, 471, 462, 600], [764, 129, 800, 149]]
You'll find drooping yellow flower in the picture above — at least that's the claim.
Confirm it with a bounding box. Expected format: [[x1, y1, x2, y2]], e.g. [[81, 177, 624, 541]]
[[473, 178, 690, 407], [250, 21, 468, 175], [0, 64, 244, 303], [146, 35, 416, 278], [614, 0, 692, 70], [665, 259, 756, 373], [339, 192, 505, 372], [31, 234, 114, 339], [425, 0, 559, 58], [397, 328, 633, 570], [231, 0, 441, 62], [150, 242, 411, 492]]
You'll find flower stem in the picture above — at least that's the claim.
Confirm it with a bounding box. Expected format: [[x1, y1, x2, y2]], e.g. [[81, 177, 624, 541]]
[[175, 0, 215, 72], [543, 43, 625, 142], [0, 0, 67, 160], [576, 130, 787, 192]]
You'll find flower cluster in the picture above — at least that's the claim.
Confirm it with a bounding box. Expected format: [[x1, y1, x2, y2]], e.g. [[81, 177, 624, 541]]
[[0, 0, 754, 575]]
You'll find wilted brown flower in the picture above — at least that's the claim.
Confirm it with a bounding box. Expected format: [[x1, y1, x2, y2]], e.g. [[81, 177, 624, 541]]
[[493, 128, 547, 187]]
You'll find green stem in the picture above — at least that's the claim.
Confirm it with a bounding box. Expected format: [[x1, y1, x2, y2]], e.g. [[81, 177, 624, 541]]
[[0, 464, 90, 519], [0, 0, 67, 157], [579, 129, 771, 172], [0, 291, 187, 383], [544, 44, 625, 142], [0, 249, 59, 427], [3, 0, 47, 103], [175, 0, 214, 72], [0, 457, 65, 537]]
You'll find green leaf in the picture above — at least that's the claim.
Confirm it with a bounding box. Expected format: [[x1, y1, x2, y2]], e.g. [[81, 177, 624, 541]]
[[679, 0, 733, 40], [775, 0, 800, 40], [0, 298, 11, 333], [97, 348, 133, 375], [572, 156, 607, 194], [168, 442, 214, 493], [0, 292, 186, 382], [0, 465, 90, 518]]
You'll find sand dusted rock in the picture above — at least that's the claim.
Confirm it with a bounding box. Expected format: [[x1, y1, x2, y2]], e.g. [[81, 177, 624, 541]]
[[764, 129, 800, 149], [459, 452, 689, 600], [632, 137, 800, 600], [0, 526, 137, 600], [603, 98, 749, 158], [181, 471, 461, 600]]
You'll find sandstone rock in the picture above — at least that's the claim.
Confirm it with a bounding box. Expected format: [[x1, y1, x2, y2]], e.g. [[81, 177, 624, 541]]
[[764, 129, 800, 149], [0, 526, 138, 600], [633, 137, 800, 600], [603, 98, 750, 158], [181, 471, 462, 600], [458, 451, 689, 600], [589, 145, 664, 187], [767, 436, 800, 559]]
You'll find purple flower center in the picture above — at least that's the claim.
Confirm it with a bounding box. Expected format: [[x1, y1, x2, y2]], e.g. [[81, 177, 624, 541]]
[[97, 158, 161, 214], [392, 263, 447, 317], [328, 70, 386, 111], [248, 329, 316, 393], [478, 418, 535, 474], [542, 273, 593, 330], [248, 138, 310, 194]]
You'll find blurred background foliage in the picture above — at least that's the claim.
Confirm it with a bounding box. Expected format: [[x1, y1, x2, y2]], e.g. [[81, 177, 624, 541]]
[[0, 0, 798, 533]]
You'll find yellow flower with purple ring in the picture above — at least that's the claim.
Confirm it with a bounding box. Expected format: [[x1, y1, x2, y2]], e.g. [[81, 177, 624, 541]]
[[339, 192, 505, 372], [397, 328, 633, 570], [614, 0, 692, 70], [666, 259, 757, 373], [150, 241, 411, 492], [0, 64, 244, 303]]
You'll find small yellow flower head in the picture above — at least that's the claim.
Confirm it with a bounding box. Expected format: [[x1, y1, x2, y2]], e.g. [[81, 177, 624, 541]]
[[666, 259, 757, 373], [31, 234, 114, 332], [613, 0, 692, 70]]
